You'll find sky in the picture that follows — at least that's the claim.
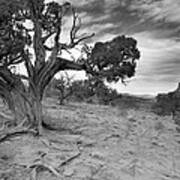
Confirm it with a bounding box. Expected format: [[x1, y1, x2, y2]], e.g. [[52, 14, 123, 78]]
[[54, 0, 180, 95]]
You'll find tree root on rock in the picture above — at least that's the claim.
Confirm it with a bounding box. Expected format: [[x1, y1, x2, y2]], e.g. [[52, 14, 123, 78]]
[[0, 119, 37, 143], [60, 152, 81, 167], [0, 128, 37, 143], [29, 162, 63, 180]]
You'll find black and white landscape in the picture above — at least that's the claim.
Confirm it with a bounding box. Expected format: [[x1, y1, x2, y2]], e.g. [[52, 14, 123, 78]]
[[0, 0, 180, 179]]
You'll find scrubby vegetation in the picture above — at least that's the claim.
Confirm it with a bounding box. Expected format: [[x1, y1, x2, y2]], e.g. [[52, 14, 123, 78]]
[[152, 83, 180, 129], [45, 73, 74, 105], [67, 78, 120, 105], [45, 76, 153, 110]]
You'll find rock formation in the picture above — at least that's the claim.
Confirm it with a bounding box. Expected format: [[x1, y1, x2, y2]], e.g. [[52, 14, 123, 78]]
[[155, 82, 180, 131]]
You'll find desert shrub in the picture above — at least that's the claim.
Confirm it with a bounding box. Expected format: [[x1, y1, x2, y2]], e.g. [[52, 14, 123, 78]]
[[152, 91, 180, 116], [93, 81, 119, 105], [70, 80, 94, 101], [111, 95, 140, 109], [152, 93, 174, 116], [45, 73, 74, 105], [54, 73, 74, 105], [70, 79, 119, 105]]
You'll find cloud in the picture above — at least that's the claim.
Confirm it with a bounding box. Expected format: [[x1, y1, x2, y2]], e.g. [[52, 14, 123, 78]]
[[134, 31, 180, 74], [130, 0, 180, 24], [68, 0, 180, 41]]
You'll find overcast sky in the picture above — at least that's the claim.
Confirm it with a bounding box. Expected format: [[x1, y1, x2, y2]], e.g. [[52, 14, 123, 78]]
[[58, 0, 180, 95]]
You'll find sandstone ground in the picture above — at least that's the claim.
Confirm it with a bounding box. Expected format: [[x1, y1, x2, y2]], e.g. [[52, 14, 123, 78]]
[[0, 97, 180, 180]]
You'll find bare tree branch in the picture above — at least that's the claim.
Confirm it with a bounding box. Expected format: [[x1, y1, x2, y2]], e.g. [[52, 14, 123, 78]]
[[67, 33, 95, 48], [43, 45, 53, 51], [41, 31, 56, 44], [66, 7, 95, 49], [7, 55, 24, 66], [23, 50, 34, 79], [70, 8, 79, 44]]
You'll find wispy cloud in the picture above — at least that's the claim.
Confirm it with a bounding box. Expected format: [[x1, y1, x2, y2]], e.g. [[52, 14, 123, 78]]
[[130, 0, 180, 24], [133, 31, 180, 73]]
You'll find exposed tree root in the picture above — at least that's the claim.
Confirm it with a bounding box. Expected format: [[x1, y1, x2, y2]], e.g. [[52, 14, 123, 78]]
[[0, 110, 14, 120], [60, 152, 81, 167], [42, 121, 82, 135], [0, 129, 37, 143], [29, 162, 63, 180], [0, 121, 37, 143]]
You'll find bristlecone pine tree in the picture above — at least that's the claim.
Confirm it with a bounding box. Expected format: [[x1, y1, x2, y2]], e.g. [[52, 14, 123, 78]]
[[0, 0, 140, 135]]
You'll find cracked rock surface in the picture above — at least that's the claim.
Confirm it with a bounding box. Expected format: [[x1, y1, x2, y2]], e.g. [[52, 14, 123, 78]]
[[0, 98, 180, 180]]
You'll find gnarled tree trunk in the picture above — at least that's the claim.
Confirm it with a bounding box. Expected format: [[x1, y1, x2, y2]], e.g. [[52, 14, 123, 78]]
[[0, 79, 44, 135]]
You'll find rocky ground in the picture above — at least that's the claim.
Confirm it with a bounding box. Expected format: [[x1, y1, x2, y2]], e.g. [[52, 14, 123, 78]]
[[0, 98, 180, 180]]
